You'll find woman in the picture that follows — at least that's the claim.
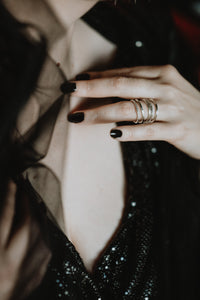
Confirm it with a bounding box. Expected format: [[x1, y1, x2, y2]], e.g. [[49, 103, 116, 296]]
[[1, 0, 200, 299]]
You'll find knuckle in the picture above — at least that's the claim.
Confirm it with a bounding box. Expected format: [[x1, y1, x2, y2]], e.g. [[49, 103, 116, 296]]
[[145, 126, 155, 138], [170, 103, 185, 118], [178, 123, 188, 138], [164, 85, 179, 100], [111, 76, 126, 89], [167, 103, 179, 119], [84, 80, 91, 93], [161, 64, 177, 78], [123, 128, 134, 140], [119, 101, 134, 118], [168, 124, 186, 143], [128, 130, 135, 139], [90, 109, 101, 123]]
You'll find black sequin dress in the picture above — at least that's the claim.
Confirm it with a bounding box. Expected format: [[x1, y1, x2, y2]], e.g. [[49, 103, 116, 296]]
[[26, 139, 160, 300], [23, 2, 200, 300]]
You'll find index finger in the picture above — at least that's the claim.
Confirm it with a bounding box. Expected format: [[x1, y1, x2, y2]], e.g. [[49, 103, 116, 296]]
[[80, 65, 164, 80], [65, 77, 161, 99]]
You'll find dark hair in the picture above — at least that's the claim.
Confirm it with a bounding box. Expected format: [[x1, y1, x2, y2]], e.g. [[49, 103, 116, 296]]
[[0, 2, 46, 196]]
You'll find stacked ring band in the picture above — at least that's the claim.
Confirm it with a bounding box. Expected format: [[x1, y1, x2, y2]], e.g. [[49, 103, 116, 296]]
[[130, 98, 158, 124]]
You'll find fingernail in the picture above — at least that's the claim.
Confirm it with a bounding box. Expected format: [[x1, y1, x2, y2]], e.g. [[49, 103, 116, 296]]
[[67, 112, 84, 123], [75, 73, 90, 81], [110, 129, 122, 138], [60, 81, 76, 94]]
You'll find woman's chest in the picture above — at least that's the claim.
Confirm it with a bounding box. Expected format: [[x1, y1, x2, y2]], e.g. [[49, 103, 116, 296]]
[[31, 17, 127, 272], [60, 98, 127, 272]]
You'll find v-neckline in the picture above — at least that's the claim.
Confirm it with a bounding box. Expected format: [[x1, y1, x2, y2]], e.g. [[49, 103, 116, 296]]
[[47, 188, 136, 278], [20, 0, 137, 277]]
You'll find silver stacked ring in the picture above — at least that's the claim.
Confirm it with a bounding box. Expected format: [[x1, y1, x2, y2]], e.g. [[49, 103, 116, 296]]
[[130, 98, 158, 124]]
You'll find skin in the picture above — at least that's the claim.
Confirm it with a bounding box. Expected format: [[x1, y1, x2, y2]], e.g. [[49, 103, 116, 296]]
[[68, 65, 200, 160], [2, 0, 99, 26], [2, 0, 99, 77]]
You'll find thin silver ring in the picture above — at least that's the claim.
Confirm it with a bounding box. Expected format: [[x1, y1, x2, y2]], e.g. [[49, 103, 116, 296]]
[[140, 98, 153, 123], [130, 99, 140, 124], [130, 98, 158, 124], [148, 98, 158, 122], [135, 99, 145, 123]]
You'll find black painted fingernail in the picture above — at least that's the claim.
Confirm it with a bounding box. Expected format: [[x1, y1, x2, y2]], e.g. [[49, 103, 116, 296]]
[[110, 129, 122, 138], [67, 112, 84, 123], [75, 73, 90, 81], [60, 81, 76, 94]]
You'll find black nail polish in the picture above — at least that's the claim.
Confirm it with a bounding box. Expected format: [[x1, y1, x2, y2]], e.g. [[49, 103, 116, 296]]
[[68, 112, 84, 123], [110, 129, 122, 138], [60, 82, 76, 94], [75, 73, 90, 81]]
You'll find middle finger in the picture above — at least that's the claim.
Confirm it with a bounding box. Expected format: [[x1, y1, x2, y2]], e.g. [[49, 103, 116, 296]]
[[67, 100, 169, 124]]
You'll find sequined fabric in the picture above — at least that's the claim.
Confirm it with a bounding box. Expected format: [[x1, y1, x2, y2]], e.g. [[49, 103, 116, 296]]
[[27, 140, 160, 300]]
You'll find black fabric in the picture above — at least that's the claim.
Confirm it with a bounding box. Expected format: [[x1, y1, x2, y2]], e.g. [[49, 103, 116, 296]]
[[26, 140, 160, 300], [0, 3, 46, 211], [155, 143, 200, 300], [83, 4, 200, 299]]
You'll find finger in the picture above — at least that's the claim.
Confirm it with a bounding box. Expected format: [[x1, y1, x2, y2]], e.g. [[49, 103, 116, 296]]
[[69, 100, 168, 124], [21, 249, 51, 299], [26, 239, 51, 279], [109, 122, 171, 142], [83, 65, 166, 80], [13, 186, 31, 232], [7, 216, 30, 267], [72, 77, 162, 99], [0, 181, 17, 247], [13, 242, 51, 300], [28, 217, 42, 250], [7, 192, 31, 263]]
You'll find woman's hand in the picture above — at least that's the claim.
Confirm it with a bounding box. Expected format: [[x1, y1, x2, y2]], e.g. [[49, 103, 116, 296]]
[[0, 181, 51, 300], [65, 65, 200, 160]]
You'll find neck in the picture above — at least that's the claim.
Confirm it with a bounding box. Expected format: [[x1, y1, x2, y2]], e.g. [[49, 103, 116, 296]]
[[2, 0, 97, 77]]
